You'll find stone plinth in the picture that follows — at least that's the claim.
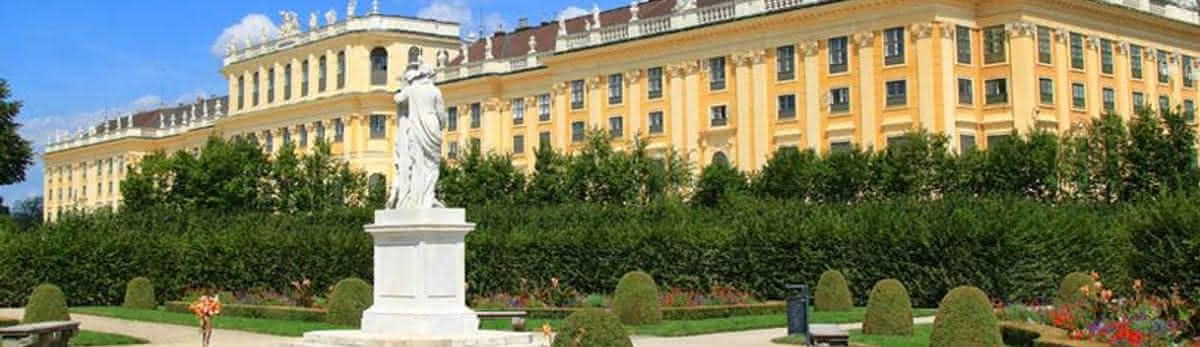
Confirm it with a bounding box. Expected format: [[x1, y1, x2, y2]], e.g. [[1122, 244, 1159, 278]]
[[287, 208, 546, 347], [361, 208, 479, 335]]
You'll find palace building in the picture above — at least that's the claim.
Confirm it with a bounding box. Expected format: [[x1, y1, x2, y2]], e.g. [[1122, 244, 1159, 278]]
[[41, 0, 1200, 220]]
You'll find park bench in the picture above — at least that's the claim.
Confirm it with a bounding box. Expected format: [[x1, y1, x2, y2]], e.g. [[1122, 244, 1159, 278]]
[[808, 324, 849, 347], [0, 321, 80, 347], [477, 311, 528, 331]]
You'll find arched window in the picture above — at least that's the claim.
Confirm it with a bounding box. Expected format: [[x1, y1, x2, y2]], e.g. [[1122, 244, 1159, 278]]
[[712, 152, 729, 166], [407, 46, 422, 69], [370, 47, 388, 86]]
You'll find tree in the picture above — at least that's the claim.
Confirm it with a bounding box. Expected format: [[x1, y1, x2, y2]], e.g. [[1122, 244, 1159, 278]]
[[692, 159, 746, 207], [10, 196, 42, 230], [0, 79, 34, 186]]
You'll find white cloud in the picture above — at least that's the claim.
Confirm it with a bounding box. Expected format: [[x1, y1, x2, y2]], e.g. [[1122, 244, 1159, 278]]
[[418, 0, 473, 29], [131, 95, 162, 109], [210, 14, 279, 57], [558, 6, 588, 21], [172, 89, 211, 105]]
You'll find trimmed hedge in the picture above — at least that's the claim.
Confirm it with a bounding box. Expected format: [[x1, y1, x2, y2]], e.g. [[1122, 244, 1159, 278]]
[[326, 278, 372, 326], [165, 301, 326, 322], [611, 271, 662, 325], [23, 284, 69, 323], [862, 279, 913, 336], [487, 302, 786, 320], [10, 193, 1198, 308], [1054, 272, 1092, 305], [930, 286, 1002, 347], [551, 308, 632, 347], [122, 277, 156, 309], [814, 270, 853, 312]]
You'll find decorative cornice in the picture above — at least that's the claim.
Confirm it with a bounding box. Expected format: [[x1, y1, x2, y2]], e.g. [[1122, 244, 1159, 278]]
[[733, 49, 766, 67], [552, 81, 569, 95], [1116, 41, 1129, 55], [483, 97, 503, 111], [683, 60, 701, 74], [909, 23, 934, 41], [1086, 37, 1100, 50], [1053, 28, 1069, 42], [585, 75, 603, 89], [851, 32, 874, 48], [624, 69, 642, 83], [798, 40, 820, 56], [935, 22, 953, 39], [1005, 22, 1035, 37]]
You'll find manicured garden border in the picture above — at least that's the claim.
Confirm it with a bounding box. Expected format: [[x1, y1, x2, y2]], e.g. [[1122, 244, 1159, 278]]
[[164, 301, 325, 322], [999, 321, 1109, 347], [166, 300, 787, 322]]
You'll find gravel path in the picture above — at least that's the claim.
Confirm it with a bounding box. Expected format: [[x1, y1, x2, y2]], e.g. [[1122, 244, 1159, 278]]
[[0, 308, 295, 347]]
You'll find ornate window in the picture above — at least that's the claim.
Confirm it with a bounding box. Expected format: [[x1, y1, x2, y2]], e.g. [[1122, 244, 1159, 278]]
[[883, 27, 905, 65], [1039, 78, 1054, 105], [1158, 50, 1169, 84], [829, 36, 848, 73], [709, 57, 726, 90], [447, 106, 458, 131], [1101, 39, 1114, 75], [253, 72, 260, 106], [1130, 45, 1144, 80], [237, 76, 245, 109], [648, 67, 664, 99], [608, 74, 623, 104], [369, 115, 386, 139], [777, 46, 795, 80], [958, 79, 973, 105], [298, 125, 308, 147], [710, 105, 728, 127], [570, 80, 585, 109], [268, 67, 275, 103], [1133, 92, 1145, 111], [1160, 96, 1171, 112], [1072, 83, 1086, 109], [985, 78, 1008, 105], [315, 122, 325, 142], [512, 98, 525, 125], [301, 59, 309, 97], [956, 26, 972, 64], [513, 135, 525, 154], [830, 87, 850, 113], [337, 51, 346, 89], [1103, 88, 1115, 113], [885, 80, 907, 107], [984, 26, 1006, 64], [571, 121, 585, 142], [778, 94, 796, 119], [470, 103, 481, 128], [319, 56, 328, 91], [1183, 55, 1194, 88], [1037, 26, 1052, 64], [334, 118, 344, 142], [284, 64, 292, 100], [538, 94, 551, 122], [649, 111, 664, 134], [370, 47, 388, 86], [608, 116, 623, 138]]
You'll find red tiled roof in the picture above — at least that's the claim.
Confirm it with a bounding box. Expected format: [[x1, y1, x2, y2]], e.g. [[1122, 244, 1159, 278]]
[[93, 96, 229, 131]]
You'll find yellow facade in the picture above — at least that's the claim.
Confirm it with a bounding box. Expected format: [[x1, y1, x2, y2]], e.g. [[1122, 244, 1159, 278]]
[[40, 0, 1200, 220]]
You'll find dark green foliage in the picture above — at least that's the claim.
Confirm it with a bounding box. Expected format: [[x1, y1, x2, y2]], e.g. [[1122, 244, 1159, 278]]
[[752, 147, 824, 200], [0, 79, 33, 186], [326, 278, 372, 326], [122, 277, 156, 309], [611, 271, 662, 325], [930, 286, 1002, 347], [1126, 193, 1200, 295], [23, 284, 69, 323], [122, 137, 369, 213], [814, 270, 852, 312], [692, 159, 746, 207], [873, 131, 952, 197], [862, 279, 913, 336], [551, 308, 632, 347], [1055, 272, 1093, 305]]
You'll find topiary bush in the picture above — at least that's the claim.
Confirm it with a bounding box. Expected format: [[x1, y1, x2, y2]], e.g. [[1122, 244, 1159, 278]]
[[122, 277, 157, 309], [814, 270, 853, 312], [862, 279, 913, 336], [1055, 272, 1093, 305], [325, 278, 372, 326], [23, 284, 70, 323], [551, 308, 632, 347], [611, 271, 662, 325], [929, 286, 1002, 347]]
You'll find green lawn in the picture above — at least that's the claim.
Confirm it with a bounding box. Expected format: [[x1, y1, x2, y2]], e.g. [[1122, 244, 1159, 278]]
[[71, 307, 351, 337], [483, 307, 937, 337], [72, 306, 936, 339], [72, 330, 149, 346]]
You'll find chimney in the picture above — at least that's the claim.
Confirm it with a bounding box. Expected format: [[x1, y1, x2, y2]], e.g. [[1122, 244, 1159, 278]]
[[517, 17, 529, 29]]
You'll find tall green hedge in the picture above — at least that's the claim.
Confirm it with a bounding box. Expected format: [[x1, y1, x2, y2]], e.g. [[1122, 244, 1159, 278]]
[[3, 193, 1190, 308]]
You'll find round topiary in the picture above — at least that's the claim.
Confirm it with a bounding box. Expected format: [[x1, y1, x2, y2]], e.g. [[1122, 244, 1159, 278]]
[[326, 278, 373, 326], [122, 277, 157, 309], [611, 271, 662, 325], [929, 286, 1003, 347], [814, 270, 853, 312], [1055, 272, 1093, 305], [23, 284, 70, 323], [862, 279, 914, 336], [551, 308, 632, 347]]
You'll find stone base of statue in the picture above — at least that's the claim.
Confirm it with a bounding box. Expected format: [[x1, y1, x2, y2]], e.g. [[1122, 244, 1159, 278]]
[[285, 209, 547, 347]]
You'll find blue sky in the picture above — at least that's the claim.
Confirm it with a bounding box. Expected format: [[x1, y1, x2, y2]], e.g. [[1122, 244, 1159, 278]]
[[0, 0, 626, 205]]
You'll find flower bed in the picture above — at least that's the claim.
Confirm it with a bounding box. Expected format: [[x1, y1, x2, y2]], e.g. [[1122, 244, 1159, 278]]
[[998, 273, 1200, 346], [165, 301, 325, 322]]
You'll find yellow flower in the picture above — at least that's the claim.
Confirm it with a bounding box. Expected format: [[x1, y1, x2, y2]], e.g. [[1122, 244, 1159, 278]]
[[541, 323, 553, 342]]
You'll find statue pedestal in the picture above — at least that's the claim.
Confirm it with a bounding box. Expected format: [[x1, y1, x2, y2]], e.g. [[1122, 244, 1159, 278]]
[[360, 208, 478, 335], [288, 208, 546, 347]]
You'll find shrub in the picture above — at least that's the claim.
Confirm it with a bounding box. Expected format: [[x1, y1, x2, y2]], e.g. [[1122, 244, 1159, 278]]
[[325, 278, 372, 326], [862, 279, 913, 336], [611, 271, 662, 325], [929, 286, 1002, 347], [1055, 272, 1093, 305], [814, 270, 853, 312], [23, 284, 69, 323], [551, 308, 632, 347], [122, 277, 156, 309]]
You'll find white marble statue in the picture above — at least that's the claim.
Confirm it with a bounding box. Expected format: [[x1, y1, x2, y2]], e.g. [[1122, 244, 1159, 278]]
[[558, 14, 567, 36], [347, 0, 357, 18], [388, 65, 445, 209], [309, 12, 319, 31], [325, 9, 337, 26]]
